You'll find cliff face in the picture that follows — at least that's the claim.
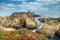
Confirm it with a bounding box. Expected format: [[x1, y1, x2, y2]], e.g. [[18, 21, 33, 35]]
[[0, 12, 37, 29]]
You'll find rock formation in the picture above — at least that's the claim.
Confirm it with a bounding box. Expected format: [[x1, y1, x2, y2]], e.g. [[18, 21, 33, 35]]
[[37, 23, 59, 38], [0, 12, 37, 29], [56, 23, 60, 37]]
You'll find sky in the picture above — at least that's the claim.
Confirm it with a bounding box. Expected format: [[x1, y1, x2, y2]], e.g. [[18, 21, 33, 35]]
[[0, 0, 60, 18]]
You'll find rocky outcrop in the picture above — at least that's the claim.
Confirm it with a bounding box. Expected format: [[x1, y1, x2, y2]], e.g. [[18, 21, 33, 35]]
[[38, 17, 58, 24], [37, 23, 59, 38], [22, 12, 37, 28], [0, 12, 37, 29], [9, 12, 37, 28]]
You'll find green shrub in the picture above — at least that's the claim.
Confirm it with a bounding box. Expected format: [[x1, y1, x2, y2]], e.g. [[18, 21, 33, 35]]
[[17, 29, 25, 36], [0, 33, 3, 39], [13, 38, 19, 40], [37, 36, 46, 40]]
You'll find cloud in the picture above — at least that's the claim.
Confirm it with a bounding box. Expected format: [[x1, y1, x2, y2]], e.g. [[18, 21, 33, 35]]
[[6, 4, 16, 8], [15, 0, 60, 17], [17, 2, 37, 10], [22, 2, 27, 4], [0, 0, 60, 17], [55, 5, 60, 11], [0, 3, 15, 10], [1, 0, 59, 11], [0, 0, 59, 12], [17, 1, 48, 12], [35, 0, 60, 5], [0, 7, 15, 10], [0, 7, 10, 10], [16, 0, 59, 12], [10, 0, 25, 2], [40, 7, 48, 11]]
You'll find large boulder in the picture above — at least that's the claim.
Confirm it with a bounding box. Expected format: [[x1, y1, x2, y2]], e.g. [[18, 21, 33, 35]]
[[37, 23, 59, 38]]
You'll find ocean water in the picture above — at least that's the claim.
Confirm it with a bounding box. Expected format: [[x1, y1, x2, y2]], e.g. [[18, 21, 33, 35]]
[[32, 18, 43, 32]]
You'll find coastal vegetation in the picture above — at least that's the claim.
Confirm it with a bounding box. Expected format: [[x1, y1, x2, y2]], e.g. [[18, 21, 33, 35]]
[[48, 17, 60, 22], [0, 28, 48, 40]]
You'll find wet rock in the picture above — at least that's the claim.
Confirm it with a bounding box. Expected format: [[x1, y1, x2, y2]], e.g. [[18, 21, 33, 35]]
[[37, 23, 59, 38]]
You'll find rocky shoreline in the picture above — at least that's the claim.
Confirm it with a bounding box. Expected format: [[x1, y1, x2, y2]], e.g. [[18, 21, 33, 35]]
[[0, 12, 60, 40]]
